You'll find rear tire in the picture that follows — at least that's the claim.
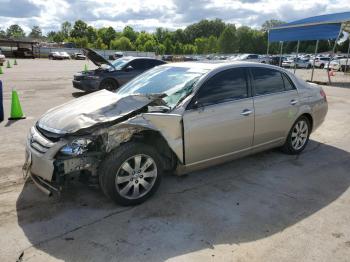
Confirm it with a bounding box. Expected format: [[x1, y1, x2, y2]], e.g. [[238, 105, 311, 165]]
[[98, 142, 163, 206], [281, 116, 311, 155]]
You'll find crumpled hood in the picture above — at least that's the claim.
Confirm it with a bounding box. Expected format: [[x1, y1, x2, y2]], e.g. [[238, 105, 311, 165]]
[[37, 90, 164, 134]]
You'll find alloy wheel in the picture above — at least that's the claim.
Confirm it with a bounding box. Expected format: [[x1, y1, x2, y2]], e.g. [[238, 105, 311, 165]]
[[115, 154, 158, 200], [291, 120, 309, 150]]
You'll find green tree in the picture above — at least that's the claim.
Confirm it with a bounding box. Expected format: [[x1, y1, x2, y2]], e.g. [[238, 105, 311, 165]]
[[110, 36, 134, 50], [6, 24, 25, 38], [207, 35, 218, 53], [195, 37, 209, 54], [218, 24, 237, 53], [164, 37, 174, 54], [135, 32, 155, 50], [174, 41, 183, 54], [236, 26, 254, 53], [261, 19, 285, 31], [183, 44, 197, 54], [184, 19, 226, 43], [143, 39, 157, 52], [29, 25, 42, 38], [94, 37, 108, 49], [98, 27, 117, 48], [0, 29, 5, 38], [73, 37, 89, 48], [122, 26, 137, 43], [61, 21, 72, 38], [156, 44, 166, 55], [86, 26, 97, 43], [71, 20, 88, 38]]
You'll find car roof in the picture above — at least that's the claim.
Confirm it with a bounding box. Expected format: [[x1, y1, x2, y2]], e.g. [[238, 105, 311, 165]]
[[160, 61, 277, 70]]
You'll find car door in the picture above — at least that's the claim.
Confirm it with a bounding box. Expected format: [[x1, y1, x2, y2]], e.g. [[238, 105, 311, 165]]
[[251, 67, 299, 147], [183, 67, 254, 164]]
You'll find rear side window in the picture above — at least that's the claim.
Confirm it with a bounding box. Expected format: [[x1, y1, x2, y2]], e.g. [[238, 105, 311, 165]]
[[252, 68, 284, 95], [196, 68, 248, 106], [282, 73, 296, 91], [129, 59, 148, 70]]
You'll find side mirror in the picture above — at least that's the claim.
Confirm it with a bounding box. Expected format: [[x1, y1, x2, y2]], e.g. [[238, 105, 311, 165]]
[[124, 65, 134, 72]]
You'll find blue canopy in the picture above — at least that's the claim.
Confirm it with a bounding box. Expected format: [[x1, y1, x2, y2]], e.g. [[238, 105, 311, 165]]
[[269, 11, 350, 42]]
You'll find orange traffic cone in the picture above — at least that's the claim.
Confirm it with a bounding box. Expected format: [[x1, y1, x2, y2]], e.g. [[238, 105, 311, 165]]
[[8, 90, 26, 120]]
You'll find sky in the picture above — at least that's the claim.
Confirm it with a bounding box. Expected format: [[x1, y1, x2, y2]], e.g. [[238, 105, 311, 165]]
[[0, 0, 349, 34]]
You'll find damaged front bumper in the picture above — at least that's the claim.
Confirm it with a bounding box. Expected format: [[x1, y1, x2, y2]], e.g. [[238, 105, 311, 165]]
[[24, 126, 100, 195]]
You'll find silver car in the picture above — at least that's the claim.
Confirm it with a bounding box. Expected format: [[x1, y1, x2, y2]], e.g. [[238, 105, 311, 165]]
[[24, 62, 328, 205]]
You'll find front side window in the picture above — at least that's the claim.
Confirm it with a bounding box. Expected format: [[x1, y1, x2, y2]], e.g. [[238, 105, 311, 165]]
[[252, 68, 285, 96], [195, 68, 248, 107]]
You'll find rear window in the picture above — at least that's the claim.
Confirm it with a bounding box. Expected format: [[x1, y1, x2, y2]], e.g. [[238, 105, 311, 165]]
[[252, 68, 285, 95]]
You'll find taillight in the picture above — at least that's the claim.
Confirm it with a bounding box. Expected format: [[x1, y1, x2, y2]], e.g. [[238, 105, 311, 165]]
[[320, 89, 327, 102]]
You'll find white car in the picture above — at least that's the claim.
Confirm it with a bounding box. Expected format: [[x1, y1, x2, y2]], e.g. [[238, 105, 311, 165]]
[[48, 51, 70, 60], [282, 58, 311, 69], [0, 49, 5, 66], [313, 57, 331, 68], [233, 54, 269, 63], [324, 58, 350, 72]]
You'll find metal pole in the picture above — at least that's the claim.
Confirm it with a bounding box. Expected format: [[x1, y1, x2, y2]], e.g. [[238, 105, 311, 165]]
[[266, 31, 270, 56], [311, 40, 319, 82], [344, 37, 350, 73], [327, 29, 342, 85], [294, 41, 300, 74], [279, 41, 283, 67]]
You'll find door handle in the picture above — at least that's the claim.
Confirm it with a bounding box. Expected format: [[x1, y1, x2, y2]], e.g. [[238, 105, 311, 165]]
[[290, 99, 298, 105], [240, 109, 252, 116]]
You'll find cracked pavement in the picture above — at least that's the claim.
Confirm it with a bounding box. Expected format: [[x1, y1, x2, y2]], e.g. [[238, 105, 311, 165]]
[[0, 60, 350, 262]]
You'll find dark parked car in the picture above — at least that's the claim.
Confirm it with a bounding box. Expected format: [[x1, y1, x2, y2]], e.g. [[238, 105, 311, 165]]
[[13, 48, 35, 58], [73, 48, 166, 92], [270, 56, 286, 66], [162, 55, 173, 62]]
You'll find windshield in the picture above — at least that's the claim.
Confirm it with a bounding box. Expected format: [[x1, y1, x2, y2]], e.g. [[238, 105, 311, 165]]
[[117, 66, 208, 108], [111, 58, 130, 70]]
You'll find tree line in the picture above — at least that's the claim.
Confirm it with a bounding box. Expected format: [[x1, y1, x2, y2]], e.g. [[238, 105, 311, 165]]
[[1, 19, 349, 55]]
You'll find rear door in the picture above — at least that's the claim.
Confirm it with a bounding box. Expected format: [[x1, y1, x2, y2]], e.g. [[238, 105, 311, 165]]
[[183, 68, 254, 164], [251, 67, 299, 147]]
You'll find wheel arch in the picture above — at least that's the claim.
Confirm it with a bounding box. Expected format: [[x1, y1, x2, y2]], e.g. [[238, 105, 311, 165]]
[[299, 113, 313, 132], [128, 129, 178, 171], [99, 77, 120, 90]]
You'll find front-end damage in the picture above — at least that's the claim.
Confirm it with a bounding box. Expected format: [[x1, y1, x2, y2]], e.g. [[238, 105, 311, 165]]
[[25, 92, 184, 195]]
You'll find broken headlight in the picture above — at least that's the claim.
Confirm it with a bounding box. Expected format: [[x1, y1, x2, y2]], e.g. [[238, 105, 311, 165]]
[[60, 138, 93, 156]]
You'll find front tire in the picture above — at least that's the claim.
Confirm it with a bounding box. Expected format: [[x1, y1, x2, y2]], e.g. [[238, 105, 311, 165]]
[[99, 79, 118, 91], [281, 116, 311, 155], [98, 142, 163, 206]]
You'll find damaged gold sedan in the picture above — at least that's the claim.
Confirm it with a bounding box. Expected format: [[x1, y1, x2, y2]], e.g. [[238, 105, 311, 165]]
[[24, 62, 328, 205]]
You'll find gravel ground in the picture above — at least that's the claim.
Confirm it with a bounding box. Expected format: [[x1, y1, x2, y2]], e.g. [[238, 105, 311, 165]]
[[0, 59, 350, 262]]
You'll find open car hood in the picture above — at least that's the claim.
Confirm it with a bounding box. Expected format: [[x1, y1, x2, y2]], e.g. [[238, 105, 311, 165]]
[[82, 48, 114, 68], [37, 90, 165, 134]]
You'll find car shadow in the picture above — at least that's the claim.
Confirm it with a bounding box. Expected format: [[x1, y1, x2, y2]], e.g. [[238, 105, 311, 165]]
[[16, 140, 350, 261], [71, 91, 90, 98]]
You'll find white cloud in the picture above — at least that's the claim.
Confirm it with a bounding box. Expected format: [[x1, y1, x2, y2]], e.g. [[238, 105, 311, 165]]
[[0, 0, 349, 34]]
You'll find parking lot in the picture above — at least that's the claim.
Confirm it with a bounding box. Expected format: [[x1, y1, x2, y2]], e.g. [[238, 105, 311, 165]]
[[0, 59, 350, 262]]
